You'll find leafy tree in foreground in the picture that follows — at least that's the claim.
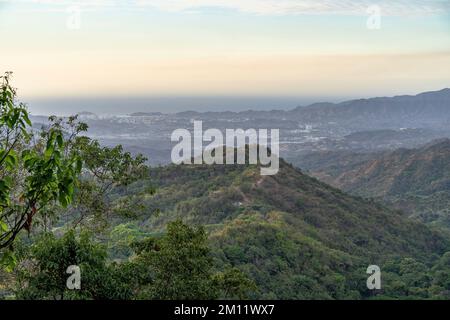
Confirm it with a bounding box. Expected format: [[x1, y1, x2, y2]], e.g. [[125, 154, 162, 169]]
[[131, 220, 218, 299], [14, 230, 131, 300], [13, 220, 255, 300], [129, 220, 256, 300], [0, 73, 82, 268], [62, 138, 150, 232], [1, 72, 149, 271]]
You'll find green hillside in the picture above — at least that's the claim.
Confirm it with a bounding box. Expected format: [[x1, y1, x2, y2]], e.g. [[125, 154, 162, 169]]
[[303, 139, 450, 229], [113, 158, 450, 299]]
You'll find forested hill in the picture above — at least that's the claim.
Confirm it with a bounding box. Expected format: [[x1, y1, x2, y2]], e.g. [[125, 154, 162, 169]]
[[117, 157, 450, 299], [302, 139, 450, 228]]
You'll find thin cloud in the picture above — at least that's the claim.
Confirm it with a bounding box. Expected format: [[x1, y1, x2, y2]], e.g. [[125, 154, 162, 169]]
[[2, 0, 450, 16]]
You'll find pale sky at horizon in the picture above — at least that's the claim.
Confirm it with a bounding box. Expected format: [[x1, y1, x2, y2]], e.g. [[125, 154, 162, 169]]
[[0, 0, 449, 105]]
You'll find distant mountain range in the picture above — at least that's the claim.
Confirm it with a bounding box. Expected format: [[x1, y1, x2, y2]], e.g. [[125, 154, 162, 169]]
[[157, 88, 450, 131], [38, 87, 450, 124], [28, 87, 450, 166], [288, 88, 450, 129]]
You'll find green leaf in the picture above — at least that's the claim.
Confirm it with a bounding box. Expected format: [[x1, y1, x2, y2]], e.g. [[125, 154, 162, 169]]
[[58, 193, 69, 207], [22, 110, 32, 126], [76, 158, 83, 172], [44, 145, 54, 158], [0, 250, 17, 272], [56, 134, 64, 148], [0, 178, 11, 193], [0, 220, 8, 232], [5, 153, 17, 168]]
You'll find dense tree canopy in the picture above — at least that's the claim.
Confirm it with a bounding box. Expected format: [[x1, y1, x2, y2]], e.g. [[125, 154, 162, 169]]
[[0, 73, 82, 268], [14, 221, 255, 300]]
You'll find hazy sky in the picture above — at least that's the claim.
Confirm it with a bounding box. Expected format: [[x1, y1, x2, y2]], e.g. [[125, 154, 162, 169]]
[[0, 0, 449, 111]]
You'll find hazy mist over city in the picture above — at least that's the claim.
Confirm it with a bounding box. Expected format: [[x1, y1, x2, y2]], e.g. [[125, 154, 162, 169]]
[[26, 95, 344, 116]]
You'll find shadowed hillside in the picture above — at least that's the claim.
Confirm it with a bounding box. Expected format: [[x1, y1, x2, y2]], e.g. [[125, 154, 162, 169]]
[[301, 139, 450, 228]]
